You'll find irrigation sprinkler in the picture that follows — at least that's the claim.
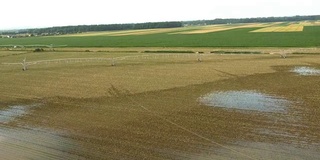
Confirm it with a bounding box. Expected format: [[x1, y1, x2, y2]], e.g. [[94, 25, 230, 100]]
[[270, 50, 287, 59], [48, 44, 54, 51], [22, 57, 28, 71], [111, 58, 116, 66], [280, 52, 287, 58], [279, 50, 289, 58], [17, 45, 26, 50], [197, 53, 203, 62]]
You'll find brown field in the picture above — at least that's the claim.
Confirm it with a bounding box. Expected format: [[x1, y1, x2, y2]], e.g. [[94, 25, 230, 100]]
[[1, 48, 320, 159]]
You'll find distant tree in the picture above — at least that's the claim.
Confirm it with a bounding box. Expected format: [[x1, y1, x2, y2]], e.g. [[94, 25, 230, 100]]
[[2, 15, 318, 36], [182, 15, 320, 26]]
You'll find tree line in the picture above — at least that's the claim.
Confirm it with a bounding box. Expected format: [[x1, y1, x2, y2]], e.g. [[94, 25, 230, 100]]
[[1, 15, 319, 36], [182, 15, 320, 26], [1, 22, 182, 36]]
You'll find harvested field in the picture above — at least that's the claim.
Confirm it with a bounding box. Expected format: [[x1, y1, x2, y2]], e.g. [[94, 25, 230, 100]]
[[303, 20, 320, 26], [63, 28, 183, 37], [109, 28, 182, 36], [61, 23, 269, 37], [172, 23, 271, 34], [61, 22, 281, 37], [251, 24, 304, 32], [1, 48, 320, 159]]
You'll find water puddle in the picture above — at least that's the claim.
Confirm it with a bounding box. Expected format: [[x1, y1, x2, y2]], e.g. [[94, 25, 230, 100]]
[[0, 104, 84, 159], [0, 105, 28, 123], [292, 66, 320, 76], [199, 91, 290, 113], [0, 127, 84, 159]]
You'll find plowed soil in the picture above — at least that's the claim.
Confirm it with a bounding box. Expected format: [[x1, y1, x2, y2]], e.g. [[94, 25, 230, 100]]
[[1, 48, 319, 159]]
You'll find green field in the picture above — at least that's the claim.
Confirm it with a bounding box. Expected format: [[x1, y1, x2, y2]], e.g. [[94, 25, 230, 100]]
[[1, 24, 320, 47]]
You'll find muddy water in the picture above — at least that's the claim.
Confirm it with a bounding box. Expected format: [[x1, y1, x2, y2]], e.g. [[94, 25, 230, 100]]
[[0, 105, 29, 123], [199, 91, 290, 113], [292, 66, 320, 76], [0, 127, 84, 159], [0, 105, 84, 159]]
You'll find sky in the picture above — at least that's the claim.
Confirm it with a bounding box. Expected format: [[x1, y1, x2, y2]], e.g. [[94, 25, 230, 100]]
[[0, 0, 319, 30]]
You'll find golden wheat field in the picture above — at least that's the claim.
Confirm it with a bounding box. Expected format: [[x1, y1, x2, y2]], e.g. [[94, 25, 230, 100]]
[[251, 24, 304, 32], [1, 48, 320, 159]]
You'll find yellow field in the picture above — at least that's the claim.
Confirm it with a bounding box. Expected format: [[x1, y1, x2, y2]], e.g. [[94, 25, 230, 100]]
[[176, 21, 320, 34], [250, 21, 320, 33], [172, 25, 234, 34], [251, 24, 304, 32], [59, 21, 320, 37], [62, 22, 281, 37], [299, 21, 315, 26], [171, 23, 272, 34], [301, 20, 320, 26], [63, 28, 183, 37], [111, 28, 184, 36]]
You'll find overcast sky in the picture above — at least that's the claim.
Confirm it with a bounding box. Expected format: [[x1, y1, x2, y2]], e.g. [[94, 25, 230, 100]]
[[0, 0, 319, 30]]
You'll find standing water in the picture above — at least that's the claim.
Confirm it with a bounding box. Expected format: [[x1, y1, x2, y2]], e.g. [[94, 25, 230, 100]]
[[0, 105, 28, 123], [292, 66, 320, 76], [199, 91, 290, 113], [0, 105, 84, 159]]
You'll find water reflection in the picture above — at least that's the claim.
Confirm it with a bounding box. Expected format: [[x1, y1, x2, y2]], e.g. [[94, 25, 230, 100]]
[[0, 105, 84, 159], [0, 106, 28, 123], [199, 91, 290, 113], [292, 66, 320, 76]]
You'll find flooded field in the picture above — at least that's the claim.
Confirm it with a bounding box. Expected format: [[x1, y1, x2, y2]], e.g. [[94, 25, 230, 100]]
[[1, 50, 320, 159]]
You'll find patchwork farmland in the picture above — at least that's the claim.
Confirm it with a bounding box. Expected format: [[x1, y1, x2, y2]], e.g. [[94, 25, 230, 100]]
[[1, 21, 320, 47], [251, 24, 304, 32], [1, 21, 320, 159]]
